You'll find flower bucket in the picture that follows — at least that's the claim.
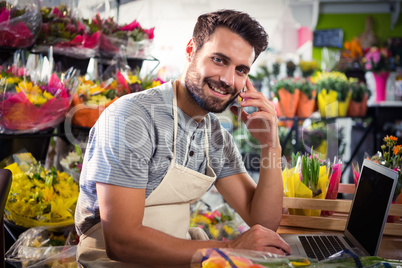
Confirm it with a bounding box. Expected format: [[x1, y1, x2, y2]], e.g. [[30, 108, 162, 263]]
[[373, 71, 390, 102], [347, 93, 369, 117], [296, 91, 316, 118]]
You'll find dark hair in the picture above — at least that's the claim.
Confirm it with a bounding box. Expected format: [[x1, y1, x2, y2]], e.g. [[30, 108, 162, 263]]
[[192, 9, 268, 62]]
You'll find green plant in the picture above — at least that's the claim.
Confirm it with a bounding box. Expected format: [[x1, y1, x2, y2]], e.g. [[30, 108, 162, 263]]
[[349, 81, 371, 102], [271, 78, 300, 99], [299, 79, 315, 99]]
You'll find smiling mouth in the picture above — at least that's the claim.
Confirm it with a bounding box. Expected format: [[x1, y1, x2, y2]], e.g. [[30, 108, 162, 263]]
[[207, 82, 228, 95]]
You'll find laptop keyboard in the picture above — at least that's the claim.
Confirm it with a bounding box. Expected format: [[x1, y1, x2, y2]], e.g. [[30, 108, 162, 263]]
[[299, 235, 352, 260]]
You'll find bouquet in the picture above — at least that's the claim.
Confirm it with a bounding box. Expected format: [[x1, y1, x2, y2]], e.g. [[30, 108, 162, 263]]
[[191, 248, 311, 268], [321, 157, 343, 216], [5, 225, 78, 268], [87, 13, 154, 58], [0, 66, 78, 134], [4, 153, 79, 229], [283, 151, 331, 216], [363, 46, 393, 73], [296, 78, 316, 118], [365, 135, 402, 202], [0, 0, 42, 48], [70, 69, 164, 128], [190, 203, 248, 241], [60, 144, 83, 182], [33, 5, 99, 58], [312, 71, 352, 117]]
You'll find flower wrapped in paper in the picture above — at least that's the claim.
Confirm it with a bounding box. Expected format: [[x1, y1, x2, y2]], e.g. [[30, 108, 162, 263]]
[[190, 203, 248, 241], [33, 5, 99, 58], [5, 225, 78, 268], [0, 67, 78, 134], [271, 78, 300, 127], [283, 151, 331, 216], [191, 248, 311, 268], [87, 14, 154, 59], [321, 157, 343, 216], [312, 71, 352, 118], [0, 0, 42, 48], [3, 153, 79, 229], [70, 69, 164, 128]]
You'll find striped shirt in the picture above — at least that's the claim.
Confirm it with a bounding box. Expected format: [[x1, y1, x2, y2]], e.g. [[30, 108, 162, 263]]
[[75, 81, 247, 235]]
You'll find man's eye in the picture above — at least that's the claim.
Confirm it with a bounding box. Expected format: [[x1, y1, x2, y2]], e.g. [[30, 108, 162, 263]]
[[236, 67, 247, 75], [213, 57, 223, 64]]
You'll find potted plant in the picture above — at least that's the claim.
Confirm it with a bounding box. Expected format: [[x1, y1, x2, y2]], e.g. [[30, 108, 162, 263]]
[[347, 81, 371, 117], [296, 78, 316, 118], [271, 78, 300, 127], [313, 71, 351, 117]]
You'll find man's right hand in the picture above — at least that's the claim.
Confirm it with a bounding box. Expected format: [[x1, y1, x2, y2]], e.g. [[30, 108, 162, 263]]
[[227, 224, 291, 255]]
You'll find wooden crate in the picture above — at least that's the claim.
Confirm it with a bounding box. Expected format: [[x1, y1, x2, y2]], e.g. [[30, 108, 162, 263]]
[[281, 184, 402, 236]]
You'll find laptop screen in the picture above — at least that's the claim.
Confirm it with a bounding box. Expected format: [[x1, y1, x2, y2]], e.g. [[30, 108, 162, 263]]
[[345, 159, 397, 256]]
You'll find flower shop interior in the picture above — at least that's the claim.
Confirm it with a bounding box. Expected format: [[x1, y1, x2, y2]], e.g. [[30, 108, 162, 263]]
[[1, 0, 402, 267]]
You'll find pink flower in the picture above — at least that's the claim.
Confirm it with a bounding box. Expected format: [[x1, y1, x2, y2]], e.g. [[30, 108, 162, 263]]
[[83, 31, 100, 48], [77, 20, 86, 34], [365, 62, 372, 70], [0, 7, 10, 23], [120, 19, 141, 31], [51, 7, 64, 18], [144, 27, 155, 39]]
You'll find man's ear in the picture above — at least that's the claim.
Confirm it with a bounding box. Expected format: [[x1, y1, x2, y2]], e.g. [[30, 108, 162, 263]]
[[185, 39, 195, 62]]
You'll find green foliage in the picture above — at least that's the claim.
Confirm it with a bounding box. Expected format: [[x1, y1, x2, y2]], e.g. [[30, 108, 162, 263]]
[[349, 81, 371, 102], [271, 78, 300, 98]]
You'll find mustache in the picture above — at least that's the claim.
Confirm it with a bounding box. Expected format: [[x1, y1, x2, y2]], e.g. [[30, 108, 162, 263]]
[[204, 78, 236, 94]]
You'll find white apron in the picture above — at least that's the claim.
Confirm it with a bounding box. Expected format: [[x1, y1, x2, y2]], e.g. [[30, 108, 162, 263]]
[[76, 81, 217, 267]]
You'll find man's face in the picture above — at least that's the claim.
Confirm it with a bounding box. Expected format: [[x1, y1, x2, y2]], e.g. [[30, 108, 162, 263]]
[[185, 27, 255, 113]]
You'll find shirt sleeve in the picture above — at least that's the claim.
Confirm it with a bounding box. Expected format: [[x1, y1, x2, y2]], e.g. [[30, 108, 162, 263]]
[[82, 97, 154, 189]]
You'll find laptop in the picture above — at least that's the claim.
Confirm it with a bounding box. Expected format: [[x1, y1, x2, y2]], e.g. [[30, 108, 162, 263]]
[[280, 159, 398, 261]]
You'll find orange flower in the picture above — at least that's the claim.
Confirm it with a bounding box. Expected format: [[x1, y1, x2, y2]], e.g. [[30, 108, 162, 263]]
[[394, 145, 402, 156], [384, 135, 398, 142]]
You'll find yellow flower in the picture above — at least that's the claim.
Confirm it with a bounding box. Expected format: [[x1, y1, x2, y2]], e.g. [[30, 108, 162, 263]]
[[128, 75, 141, 84], [6, 77, 21, 84]]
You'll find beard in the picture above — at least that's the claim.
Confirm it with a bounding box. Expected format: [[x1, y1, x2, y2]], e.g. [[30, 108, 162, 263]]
[[184, 60, 239, 113]]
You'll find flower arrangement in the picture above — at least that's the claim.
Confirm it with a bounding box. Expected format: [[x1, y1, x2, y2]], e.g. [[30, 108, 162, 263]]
[[362, 46, 394, 73], [0, 0, 42, 48], [70, 70, 164, 128], [87, 13, 155, 58], [299, 60, 318, 78], [60, 145, 83, 182], [311, 71, 353, 117], [4, 153, 79, 229], [296, 78, 316, 118], [190, 203, 247, 241], [283, 150, 330, 216], [347, 81, 371, 117], [5, 226, 78, 267], [271, 78, 300, 124], [34, 5, 99, 58], [337, 37, 364, 71], [369, 135, 402, 202], [0, 67, 77, 133]]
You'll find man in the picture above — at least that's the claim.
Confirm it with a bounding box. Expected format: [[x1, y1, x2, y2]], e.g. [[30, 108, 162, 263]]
[[75, 9, 290, 267]]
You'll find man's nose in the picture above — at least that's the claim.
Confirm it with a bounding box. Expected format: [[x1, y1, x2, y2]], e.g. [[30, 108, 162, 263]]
[[220, 66, 235, 88]]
